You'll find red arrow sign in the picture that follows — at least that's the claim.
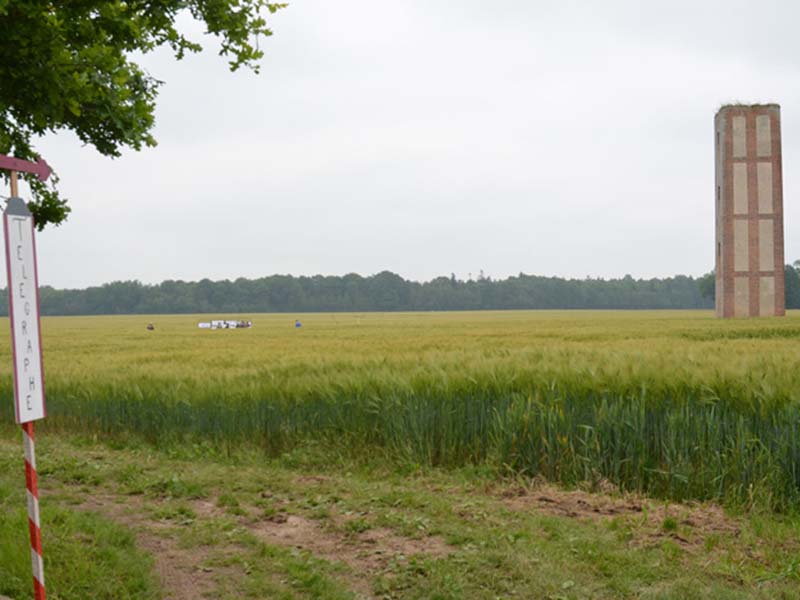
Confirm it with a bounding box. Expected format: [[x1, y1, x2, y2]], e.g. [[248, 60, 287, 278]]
[[0, 155, 51, 182]]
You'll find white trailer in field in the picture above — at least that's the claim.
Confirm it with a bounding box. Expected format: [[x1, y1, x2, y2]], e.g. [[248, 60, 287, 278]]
[[198, 320, 253, 330]]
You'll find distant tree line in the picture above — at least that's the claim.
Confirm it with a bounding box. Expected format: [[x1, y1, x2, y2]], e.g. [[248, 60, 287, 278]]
[[0, 271, 706, 315], [0, 266, 794, 316]]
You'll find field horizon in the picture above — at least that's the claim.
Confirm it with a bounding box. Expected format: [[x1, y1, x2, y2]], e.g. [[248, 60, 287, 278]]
[[19, 269, 733, 316]]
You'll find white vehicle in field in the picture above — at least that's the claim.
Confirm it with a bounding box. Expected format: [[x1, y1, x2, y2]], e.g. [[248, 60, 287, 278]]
[[197, 320, 252, 329]]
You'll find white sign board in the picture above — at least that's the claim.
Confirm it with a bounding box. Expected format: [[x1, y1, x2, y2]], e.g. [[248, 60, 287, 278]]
[[3, 198, 45, 423]]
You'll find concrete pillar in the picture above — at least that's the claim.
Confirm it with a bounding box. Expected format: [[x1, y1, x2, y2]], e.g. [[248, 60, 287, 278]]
[[715, 104, 785, 318]]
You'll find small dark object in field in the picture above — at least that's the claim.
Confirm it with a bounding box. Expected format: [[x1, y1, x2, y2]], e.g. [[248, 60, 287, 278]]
[[146, 323, 155, 331]]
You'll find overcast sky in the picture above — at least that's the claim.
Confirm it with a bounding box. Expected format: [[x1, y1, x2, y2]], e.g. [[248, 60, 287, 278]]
[[10, 0, 800, 288]]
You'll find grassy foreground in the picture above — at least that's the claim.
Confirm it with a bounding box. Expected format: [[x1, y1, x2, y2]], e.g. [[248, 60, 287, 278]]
[[0, 436, 160, 599], [1, 311, 799, 509], [1, 433, 800, 599]]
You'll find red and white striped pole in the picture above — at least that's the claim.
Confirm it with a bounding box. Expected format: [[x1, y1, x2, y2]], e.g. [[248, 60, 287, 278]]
[[23, 421, 45, 599], [4, 168, 48, 600]]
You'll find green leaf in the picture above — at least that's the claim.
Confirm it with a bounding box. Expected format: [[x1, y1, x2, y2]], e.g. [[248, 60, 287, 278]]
[[0, 0, 286, 227]]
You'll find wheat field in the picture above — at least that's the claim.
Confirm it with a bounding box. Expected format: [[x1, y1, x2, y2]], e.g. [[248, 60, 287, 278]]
[[3, 310, 800, 509]]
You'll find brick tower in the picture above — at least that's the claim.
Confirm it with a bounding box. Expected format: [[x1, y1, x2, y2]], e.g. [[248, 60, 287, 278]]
[[715, 104, 785, 318]]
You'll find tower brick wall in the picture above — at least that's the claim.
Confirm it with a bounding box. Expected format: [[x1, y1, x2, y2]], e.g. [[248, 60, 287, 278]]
[[715, 104, 785, 318]]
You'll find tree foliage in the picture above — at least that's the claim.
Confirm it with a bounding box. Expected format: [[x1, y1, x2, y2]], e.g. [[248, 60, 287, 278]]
[[697, 271, 715, 302], [0, 270, 722, 316], [0, 0, 284, 228], [785, 264, 800, 309]]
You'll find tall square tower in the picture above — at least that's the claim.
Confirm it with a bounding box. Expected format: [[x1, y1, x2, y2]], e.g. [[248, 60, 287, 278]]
[[715, 104, 785, 318]]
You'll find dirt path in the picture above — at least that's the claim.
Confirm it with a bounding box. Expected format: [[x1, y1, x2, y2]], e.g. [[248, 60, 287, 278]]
[[500, 483, 742, 549], [75, 493, 221, 600], [57, 488, 453, 600], [52, 478, 747, 598]]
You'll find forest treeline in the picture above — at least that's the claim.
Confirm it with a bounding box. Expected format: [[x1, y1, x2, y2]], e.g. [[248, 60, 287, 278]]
[[1, 267, 798, 316]]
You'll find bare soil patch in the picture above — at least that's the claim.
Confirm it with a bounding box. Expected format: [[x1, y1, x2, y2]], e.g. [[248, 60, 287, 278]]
[[292, 474, 332, 485], [501, 483, 741, 549], [55, 491, 222, 600], [252, 513, 450, 570], [57, 486, 453, 600], [194, 490, 453, 571], [193, 491, 453, 598], [248, 511, 452, 597]]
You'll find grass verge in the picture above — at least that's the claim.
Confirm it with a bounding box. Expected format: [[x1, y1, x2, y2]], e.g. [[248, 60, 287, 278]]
[[2, 431, 800, 599]]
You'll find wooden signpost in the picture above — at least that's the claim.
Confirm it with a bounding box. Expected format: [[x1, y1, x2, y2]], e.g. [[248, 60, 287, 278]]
[[3, 156, 50, 600]]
